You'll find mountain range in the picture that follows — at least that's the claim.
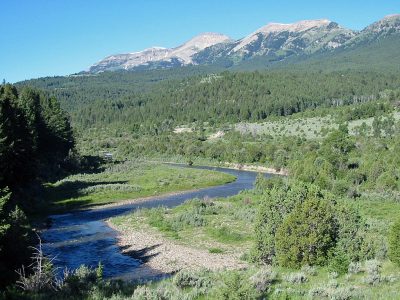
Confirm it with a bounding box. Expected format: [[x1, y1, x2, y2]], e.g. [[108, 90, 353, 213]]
[[87, 14, 400, 73]]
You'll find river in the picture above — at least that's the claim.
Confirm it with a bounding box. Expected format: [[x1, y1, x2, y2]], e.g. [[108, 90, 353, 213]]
[[41, 165, 271, 279]]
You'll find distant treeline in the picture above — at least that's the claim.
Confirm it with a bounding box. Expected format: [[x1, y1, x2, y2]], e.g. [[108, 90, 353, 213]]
[[20, 70, 400, 131]]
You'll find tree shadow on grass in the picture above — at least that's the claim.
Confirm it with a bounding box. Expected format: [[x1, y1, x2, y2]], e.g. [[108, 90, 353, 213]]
[[43, 180, 129, 213]]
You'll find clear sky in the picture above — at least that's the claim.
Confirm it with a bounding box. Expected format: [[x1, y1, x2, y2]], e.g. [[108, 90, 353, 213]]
[[1, 0, 398, 83]]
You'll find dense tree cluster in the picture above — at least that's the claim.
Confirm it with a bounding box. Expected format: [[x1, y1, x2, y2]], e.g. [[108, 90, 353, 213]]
[[291, 127, 400, 195], [0, 84, 74, 189], [0, 83, 75, 286]]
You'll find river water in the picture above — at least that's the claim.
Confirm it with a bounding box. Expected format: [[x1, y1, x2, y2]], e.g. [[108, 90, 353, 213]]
[[41, 165, 271, 279]]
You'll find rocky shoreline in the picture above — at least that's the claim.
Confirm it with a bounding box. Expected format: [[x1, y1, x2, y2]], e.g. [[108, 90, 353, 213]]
[[107, 221, 248, 281], [221, 162, 288, 176]]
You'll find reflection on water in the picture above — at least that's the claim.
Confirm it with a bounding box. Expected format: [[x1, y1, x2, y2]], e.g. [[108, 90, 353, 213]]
[[41, 166, 271, 279]]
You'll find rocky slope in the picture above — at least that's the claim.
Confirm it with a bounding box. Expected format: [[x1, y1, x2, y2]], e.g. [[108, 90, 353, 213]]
[[345, 14, 400, 46], [89, 33, 230, 73], [194, 19, 356, 64], [87, 15, 400, 73]]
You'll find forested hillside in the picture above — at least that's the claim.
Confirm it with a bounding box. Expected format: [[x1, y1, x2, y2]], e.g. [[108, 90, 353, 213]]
[[18, 70, 400, 133]]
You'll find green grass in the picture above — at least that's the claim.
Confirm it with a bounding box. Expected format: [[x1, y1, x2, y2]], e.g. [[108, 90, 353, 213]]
[[41, 161, 235, 214], [208, 247, 225, 254]]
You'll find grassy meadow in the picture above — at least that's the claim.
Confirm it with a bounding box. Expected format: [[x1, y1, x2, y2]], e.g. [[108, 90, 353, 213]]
[[41, 161, 235, 214]]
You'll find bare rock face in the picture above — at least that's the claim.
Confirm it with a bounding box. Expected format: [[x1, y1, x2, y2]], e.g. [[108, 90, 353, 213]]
[[228, 19, 355, 58], [88, 33, 230, 73], [169, 33, 231, 64], [90, 47, 171, 73], [87, 15, 400, 73]]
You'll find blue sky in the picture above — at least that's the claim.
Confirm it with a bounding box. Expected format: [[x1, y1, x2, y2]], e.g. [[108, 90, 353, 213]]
[[1, 0, 398, 83]]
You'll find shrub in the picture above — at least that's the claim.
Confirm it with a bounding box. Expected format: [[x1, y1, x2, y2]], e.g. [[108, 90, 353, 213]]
[[214, 272, 261, 300], [254, 181, 367, 267], [359, 231, 388, 260], [334, 202, 364, 262], [16, 242, 58, 293], [301, 265, 317, 276], [172, 211, 207, 228], [363, 259, 382, 285], [309, 286, 329, 298], [250, 267, 277, 292], [146, 207, 173, 232], [132, 285, 155, 299], [329, 271, 339, 279], [283, 272, 308, 284], [79, 183, 142, 194], [376, 171, 398, 191], [232, 207, 257, 223], [364, 259, 382, 275], [62, 265, 99, 295], [208, 226, 243, 243], [252, 183, 304, 263], [275, 197, 337, 267], [328, 249, 350, 275], [330, 286, 356, 300], [348, 262, 362, 274], [132, 282, 185, 300], [388, 219, 400, 266], [172, 269, 211, 290]]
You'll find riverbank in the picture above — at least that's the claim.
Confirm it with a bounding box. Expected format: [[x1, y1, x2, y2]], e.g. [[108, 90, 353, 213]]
[[88, 163, 284, 211], [107, 220, 248, 281], [220, 162, 288, 176], [151, 160, 288, 176], [40, 161, 235, 216], [87, 188, 204, 210]]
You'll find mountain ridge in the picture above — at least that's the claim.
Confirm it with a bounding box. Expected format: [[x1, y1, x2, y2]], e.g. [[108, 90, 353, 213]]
[[86, 15, 399, 73], [89, 32, 230, 73]]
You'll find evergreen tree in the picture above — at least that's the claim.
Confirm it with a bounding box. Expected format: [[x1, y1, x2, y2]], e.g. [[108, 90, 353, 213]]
[[0, 96, 36, 189], [40, 96, 75, 161], [0, 189, 32, 287]]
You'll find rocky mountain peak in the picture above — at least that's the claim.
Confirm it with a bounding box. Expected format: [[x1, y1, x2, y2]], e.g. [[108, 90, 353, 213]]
[[231, 18, 351, 54], [355, 13, 400, 41], [169, 33, 231, 64], [364, 14, 400, 31], [257, 19, 332, 34], [88, 32, 229, 73], [382, 14, 400, 21]]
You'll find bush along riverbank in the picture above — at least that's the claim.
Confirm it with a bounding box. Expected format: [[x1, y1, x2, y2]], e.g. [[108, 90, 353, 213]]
[[7, 175, 400, 299]]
